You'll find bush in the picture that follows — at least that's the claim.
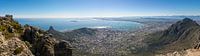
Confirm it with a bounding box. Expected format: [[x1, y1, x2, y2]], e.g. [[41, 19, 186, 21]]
[[4, 32, 15, 40], [10, 21, 22, 33], [0, 26, 6, 31], [14, 47, 24, 55], [24, 41, 31, 48]]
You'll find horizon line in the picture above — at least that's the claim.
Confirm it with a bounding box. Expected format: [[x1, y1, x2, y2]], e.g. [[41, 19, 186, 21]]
[[1, 14, 200, 19], [13, 15, 200, 19]]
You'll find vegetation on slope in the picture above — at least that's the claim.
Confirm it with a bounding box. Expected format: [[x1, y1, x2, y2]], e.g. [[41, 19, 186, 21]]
[[145, 18, 200, 54]]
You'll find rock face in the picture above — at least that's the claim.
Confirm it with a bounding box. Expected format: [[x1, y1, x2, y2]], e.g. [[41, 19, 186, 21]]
[[32, 35, 56, 56], [23, 26, 72, 56], [22, 26, 39, 44], [54, 40, 72, 56], [146, 18, 200, 55]]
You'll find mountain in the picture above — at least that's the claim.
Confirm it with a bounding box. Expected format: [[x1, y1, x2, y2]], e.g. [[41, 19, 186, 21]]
[[47, 26, 67, 40], [63, 28, 97, 38], [47, 27, 97, 42], [0, 15, 72, 56], [146, 18, 200, 54]]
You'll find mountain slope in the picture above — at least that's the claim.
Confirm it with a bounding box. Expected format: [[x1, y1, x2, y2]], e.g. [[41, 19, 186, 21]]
[[146, 18, 200, 54], [0, 15, 33, 56], [47, 27, 97, 42]]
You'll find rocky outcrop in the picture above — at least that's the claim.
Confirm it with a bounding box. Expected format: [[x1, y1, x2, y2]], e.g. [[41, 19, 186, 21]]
[[5, 15, 13, 21], [1, 15, 72, 56], [22, 26, 39, 44], [54, 40, 72, 56], [23, 26, 72, 56], [32, 34, 57, 56], [0, 15, 13, 21], [0, 31, 33, 56], [0, 15, 33, 56]]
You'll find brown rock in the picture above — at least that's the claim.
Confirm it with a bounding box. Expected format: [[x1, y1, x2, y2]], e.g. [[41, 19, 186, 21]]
[[54, 40, 72, 56]]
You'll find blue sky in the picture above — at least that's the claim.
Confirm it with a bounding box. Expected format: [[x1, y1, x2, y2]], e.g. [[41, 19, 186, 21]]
[[0, 0, 200, 18]]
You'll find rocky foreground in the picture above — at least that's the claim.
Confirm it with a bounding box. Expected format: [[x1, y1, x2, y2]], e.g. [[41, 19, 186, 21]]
[[0, 15, 72, 56]]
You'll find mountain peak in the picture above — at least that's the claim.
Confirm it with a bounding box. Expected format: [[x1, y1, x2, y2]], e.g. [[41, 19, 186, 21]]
[[149, 18, 200, 46], [164, 18, 199, 37], [169, 18, 198, 30], [182, 18, 194, 22], [48, 26, 55, 31], [181, 18, 198, 25], [49, 26, 54, 29]]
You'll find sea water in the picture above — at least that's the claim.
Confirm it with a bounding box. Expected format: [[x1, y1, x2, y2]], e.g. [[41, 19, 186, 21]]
[[15, 18, 143, 31]]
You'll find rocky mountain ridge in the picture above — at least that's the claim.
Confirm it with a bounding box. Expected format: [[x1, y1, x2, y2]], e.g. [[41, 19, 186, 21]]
[[145, 18, 200, 55]]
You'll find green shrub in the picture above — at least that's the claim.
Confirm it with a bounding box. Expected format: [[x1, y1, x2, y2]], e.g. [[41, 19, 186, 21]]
[[10, 22, 22, 33], [3, 31, 15, 40], [24, 41, 31, 48], [14, 47, 24, 55], [0, 26, 6, 31]]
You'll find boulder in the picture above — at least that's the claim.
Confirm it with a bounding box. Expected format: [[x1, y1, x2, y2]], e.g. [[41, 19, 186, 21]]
[[22, 26, 39, 44], [54, 40, 72, 56], [32, 35, 56, 56], [7, 26, 14, 33]]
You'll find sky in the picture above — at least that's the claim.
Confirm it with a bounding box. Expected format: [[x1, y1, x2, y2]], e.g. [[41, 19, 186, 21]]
[[0, 0, 200, 18]]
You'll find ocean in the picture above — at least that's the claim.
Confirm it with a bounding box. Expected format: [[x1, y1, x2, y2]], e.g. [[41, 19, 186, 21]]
[[15, 18, 143, 31]]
